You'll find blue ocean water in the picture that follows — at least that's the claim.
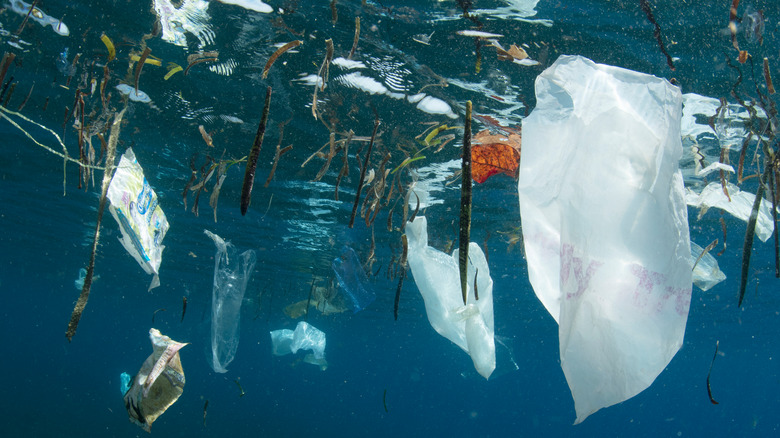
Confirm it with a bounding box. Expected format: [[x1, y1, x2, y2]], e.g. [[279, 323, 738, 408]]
[[0, 0, 779, 436]]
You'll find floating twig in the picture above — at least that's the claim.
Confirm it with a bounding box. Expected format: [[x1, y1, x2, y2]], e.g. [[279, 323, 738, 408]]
[[394, 234, 408, 321], [241, 86, 272, 215], [706, 340, 720, 405], [181, 296, 187, 322], [458, 101, 473, 305], [348, 17, 360, 60], [738, 160, 770, 306], [66, 108, 125, 342], [349, 119, 380, 228], [262, 40, 302, 79], [640, 0, 675, 71], [134, 47, 151, 93]]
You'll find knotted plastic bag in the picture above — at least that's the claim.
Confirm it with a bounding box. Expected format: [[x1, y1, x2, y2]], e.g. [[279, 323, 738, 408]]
[[405, 216, 495, 379], [518, 55, 692, 423]]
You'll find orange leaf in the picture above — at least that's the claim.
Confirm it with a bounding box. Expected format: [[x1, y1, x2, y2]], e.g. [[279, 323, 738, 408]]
[[471, 142, 520, 184]]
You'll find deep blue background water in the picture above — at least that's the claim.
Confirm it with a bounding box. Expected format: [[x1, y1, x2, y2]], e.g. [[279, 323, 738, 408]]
[[1, 0, 780, 436]]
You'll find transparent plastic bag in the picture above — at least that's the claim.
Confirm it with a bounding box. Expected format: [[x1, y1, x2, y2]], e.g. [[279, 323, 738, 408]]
[[518, 55, 692, 423], [270, 321, 327, 370], [405, 216, 495, 379], [204, 230, 256, 373]]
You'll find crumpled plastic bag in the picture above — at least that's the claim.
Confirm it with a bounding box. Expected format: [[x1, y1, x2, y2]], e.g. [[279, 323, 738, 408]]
[[123, 329, 188, 432], [270, 321, 327, 370], [107, 148, 169, 290], [518, 55, 692, 423], [405, 216, 495, 379], [691, 242, 726, 291], [205, 230, 256, 373]]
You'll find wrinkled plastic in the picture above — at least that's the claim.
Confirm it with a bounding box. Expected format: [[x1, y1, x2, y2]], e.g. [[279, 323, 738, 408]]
[[120, 372, 132, 396], [107, 148, 169, 290], [691, 242, 726, 291], [123, 329, 187, 432], [204, 230, 256, 373], [686, 182, 775, 242], [518, 55, 692, 423], [270, 321, 327, 370], [405, 216, 495, 379], [332, 246, 376, 312]]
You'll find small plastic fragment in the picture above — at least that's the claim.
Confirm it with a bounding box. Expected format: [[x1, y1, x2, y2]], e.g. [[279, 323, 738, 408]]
[[332, 246, 376, 313], [270, 321, 327, 370]]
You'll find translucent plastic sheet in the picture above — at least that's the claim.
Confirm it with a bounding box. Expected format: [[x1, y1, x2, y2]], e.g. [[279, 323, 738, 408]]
[[518, 55, 692, 423], [332, 246, 376, 313], [204, 230, 256, 373], [405, 216, 495, 379], [270, 321, 327, 370], [691, 242, 726, 291]]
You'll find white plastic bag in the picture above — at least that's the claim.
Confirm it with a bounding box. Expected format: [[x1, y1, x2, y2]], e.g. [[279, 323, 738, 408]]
[[518, 55, 692, 423], [107, 148, 169, 290], [270, 321, 327, 370], [405, 216, 495, 379]]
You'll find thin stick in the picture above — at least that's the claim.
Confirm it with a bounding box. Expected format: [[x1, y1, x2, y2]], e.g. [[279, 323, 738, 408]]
[[134, 47, 151, 93], [240, 86, 272, 215], [348, 17, 360, 60], [349, 119, 380, 228], [262, 40, 302, 79], [458, 101, 473, 305], [66, 108, 125, 341]]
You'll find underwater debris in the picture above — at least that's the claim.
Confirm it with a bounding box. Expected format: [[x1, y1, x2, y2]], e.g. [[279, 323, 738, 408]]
[[240, 86, 272, 215], [181, 296, 187, 322], [262, 40, 302, 79], [349, 119, 380, 228], [198, 125, 213, 147], [348, 17, 360, 60], [470, 129, 521, 183], [456, 30, 503, 39], [639, 0, 675, 70], [66, 108, 125, 342], [124, 329, 188, 432], [763, 58, 775, 94], [394, 234, 408, 321], [164, 63, 183, 80], [100, 33, 116, 62], [8, 0, 69, 36], [152, 308, 166, 324], [203, 400, 208, 428], [115, 84, 151, 103], [134, 47, 152, 93], [184, 51, 219, 76], [216, 0, 272, 13], [706, 340, 720, 404], [459, 101, 473, 305], [312, 39, 334, 119]]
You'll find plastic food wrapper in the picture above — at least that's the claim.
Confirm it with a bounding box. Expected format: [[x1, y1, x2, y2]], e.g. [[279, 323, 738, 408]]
[[270, 321, 327, 370], [518, 55, 692, 423], [107, 148, 169, 290], [205, 230, 256, 373], [691, 242, 726, 291], [405, 216, 495, 380], [332, 246, 376, 313], [686, 182, 775, 242], [123, 328, 188, 432]]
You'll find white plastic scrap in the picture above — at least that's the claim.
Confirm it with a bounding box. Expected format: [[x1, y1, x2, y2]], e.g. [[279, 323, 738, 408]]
[[405, 216, 495, 380], [686, 182, 775, 242], [270, 321, 327, 370], [691, 242, 726, 291]]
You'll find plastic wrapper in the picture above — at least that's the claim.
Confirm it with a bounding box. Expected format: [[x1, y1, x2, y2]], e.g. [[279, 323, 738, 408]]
[[270, 321, 327, 370], [686, 182, 775, 242], [204, 230, 256, 373], [107, 148, 169, 290], [405, 216, 495, 380], [123, 329, 188, 432], [332, 246, 376, 312], [691, 242, 726, 291], [518, 55, 692, 423]]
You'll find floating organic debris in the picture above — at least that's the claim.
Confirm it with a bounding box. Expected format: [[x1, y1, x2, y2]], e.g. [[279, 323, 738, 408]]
[[181, 296, 188, 322], [198, 125, 213, 147], [640, 0, 675, 70], [348, 17, 360, 59], [706, 341, 720, 404], [164, 63, 183, 80], [349, 119, 380, 228], [456, 30, 503, 38], [185, 51, 219, 76], [459, 101, 473, 305], [240, 86, 272, 215], [262, 40, 302, 79], [413, 31, 434, 45], [312, 39, 334, 119], [100, 33, 116, 62], [66, 108, 125, 342], [8, 0, 69, 36]]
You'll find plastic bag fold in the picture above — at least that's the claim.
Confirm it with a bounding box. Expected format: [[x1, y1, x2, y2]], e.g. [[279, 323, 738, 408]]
[[518, 55, 692, 423], [405, 216, 495, 379]]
